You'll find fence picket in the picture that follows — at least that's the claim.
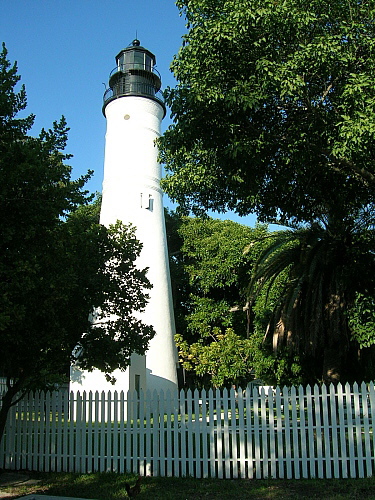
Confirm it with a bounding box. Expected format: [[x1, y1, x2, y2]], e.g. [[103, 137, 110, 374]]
[[290, 386, 300, 479], [138, 389, 145, 476], [1, 382, 374, 480], [245, 387, 253, 478], [73, 392, 83, 472], [118, 391, 125, 474], [53, 391, 61, 472], [75, 391, 82, 474], [144, 390, 152, 476], [200, 389, 209, 479], [193, 389, 201, 478], [337, 383, 348, 478], [82, 391, 89, 473], [321, 384, 331, 479], [230, 388, 238, 479], [20, 396, 28, 470], [165, 391, 174, 477], [98, 392, 105, 473], [40, 391, 47, 472], [222, 388, 230, 479], [86, 391, 93, 474], [298, 385, 308, 479], [275, 387, 284, 479], [268, 386, 276, 479], [131, 390, 139, 475], [186, 389, 194, 477], [32, 392, 40, 471], [283, 386, 292, 479], [179, 389, 187, 477], [207, 388, 215, 478], [27, 393, 34, 471], [14, 392, 22, 470], [112, 391, 119, 473], [329, 384, 340, 479], [215, 388, 223, 479], [260, 388, 268, 478], [62, 391, 69, 472], [93, 391, 100, 473], [125, 391, 132, 473], [251, 386, 260, 478], [237, 387, 246, 478], [107, 391, 113, 472], [305, 385, 315, 477], [345, 383, 356, 478], [172, 390, 179, 477], [158, 390, 165, 477], [313, 385, 324, 478], [363, 382, 373, 477], [353, 382, 364, 478]]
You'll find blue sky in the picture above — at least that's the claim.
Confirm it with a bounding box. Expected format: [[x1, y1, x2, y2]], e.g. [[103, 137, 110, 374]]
[[1, 1, 260, 227]]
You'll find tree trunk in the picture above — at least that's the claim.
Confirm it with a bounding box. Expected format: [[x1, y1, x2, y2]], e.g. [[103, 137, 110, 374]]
[[0, 392, 13, 448], [322, 346, 343, 385], [0, 378, 25, 449]]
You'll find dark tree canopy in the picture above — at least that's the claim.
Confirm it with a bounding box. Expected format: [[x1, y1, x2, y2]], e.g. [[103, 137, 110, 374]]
[[248, 222, 375, 385], [159, 0, 375, 225]]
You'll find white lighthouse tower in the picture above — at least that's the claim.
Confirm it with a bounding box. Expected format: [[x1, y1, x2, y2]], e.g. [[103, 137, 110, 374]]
[[70, 40, 178, 395]]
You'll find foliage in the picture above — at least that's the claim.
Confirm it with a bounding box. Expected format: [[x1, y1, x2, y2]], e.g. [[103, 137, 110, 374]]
[[166, 214, 278, 387], [175, 328, 254, 388], [159, 1, 375, 384], [159, 0, 375, 226], [166, 214, 314, 386], [348, 292, 375, 348], [164, 209, 190, 336], [249, 330, 304, 387], [66, 210, 155, 378], [0, 44, 154, 442], [177, 216, 267, 336], [248, 220, 375, 384]]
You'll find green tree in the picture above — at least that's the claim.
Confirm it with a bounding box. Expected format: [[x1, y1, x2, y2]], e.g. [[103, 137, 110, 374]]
[[160, 0, 375, 225], [167, 215, 268, 387], [248, 217, 375, 384], [0, 45, 154, 444], [159, 1, 375, 383]]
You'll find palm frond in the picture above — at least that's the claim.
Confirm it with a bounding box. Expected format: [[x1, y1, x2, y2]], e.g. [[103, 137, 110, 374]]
[[249, 221, 355, 363]]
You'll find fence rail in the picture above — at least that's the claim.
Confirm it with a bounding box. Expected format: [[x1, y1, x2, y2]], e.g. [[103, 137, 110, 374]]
[[1, 382, 375, 479]]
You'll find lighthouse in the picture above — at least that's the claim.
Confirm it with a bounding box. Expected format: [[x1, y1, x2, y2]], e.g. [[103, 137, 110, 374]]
[[70, 40, 178, 396]]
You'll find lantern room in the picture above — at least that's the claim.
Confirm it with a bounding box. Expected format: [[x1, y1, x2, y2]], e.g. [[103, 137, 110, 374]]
[[103, 39, 165, 115]]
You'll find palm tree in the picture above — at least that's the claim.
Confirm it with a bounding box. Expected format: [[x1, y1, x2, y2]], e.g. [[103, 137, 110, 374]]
[[248, 214, 375, 384]]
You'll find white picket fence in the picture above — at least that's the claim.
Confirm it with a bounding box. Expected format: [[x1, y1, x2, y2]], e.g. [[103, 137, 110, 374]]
[[1, 382, 375, 479]]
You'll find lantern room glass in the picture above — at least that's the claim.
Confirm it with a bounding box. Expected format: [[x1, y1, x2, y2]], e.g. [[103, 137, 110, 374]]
[[117, 51, 153, 72]]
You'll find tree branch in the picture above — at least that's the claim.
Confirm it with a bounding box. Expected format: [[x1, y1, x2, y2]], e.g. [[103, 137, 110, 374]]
[[324, 151, 375, 186]]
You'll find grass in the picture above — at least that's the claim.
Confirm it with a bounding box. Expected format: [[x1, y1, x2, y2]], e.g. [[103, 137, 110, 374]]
[[2, 472, 375, 499]]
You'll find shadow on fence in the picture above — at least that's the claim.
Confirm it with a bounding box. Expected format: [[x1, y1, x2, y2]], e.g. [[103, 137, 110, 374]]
[[1, 382, 374, 479]]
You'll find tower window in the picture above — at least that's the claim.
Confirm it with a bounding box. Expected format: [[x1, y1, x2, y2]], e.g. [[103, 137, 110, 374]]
[[147, 195, 154, 212], [144, 54, 152, 71], [141, 193, 154, 211], [134, 52, 144, 70]]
